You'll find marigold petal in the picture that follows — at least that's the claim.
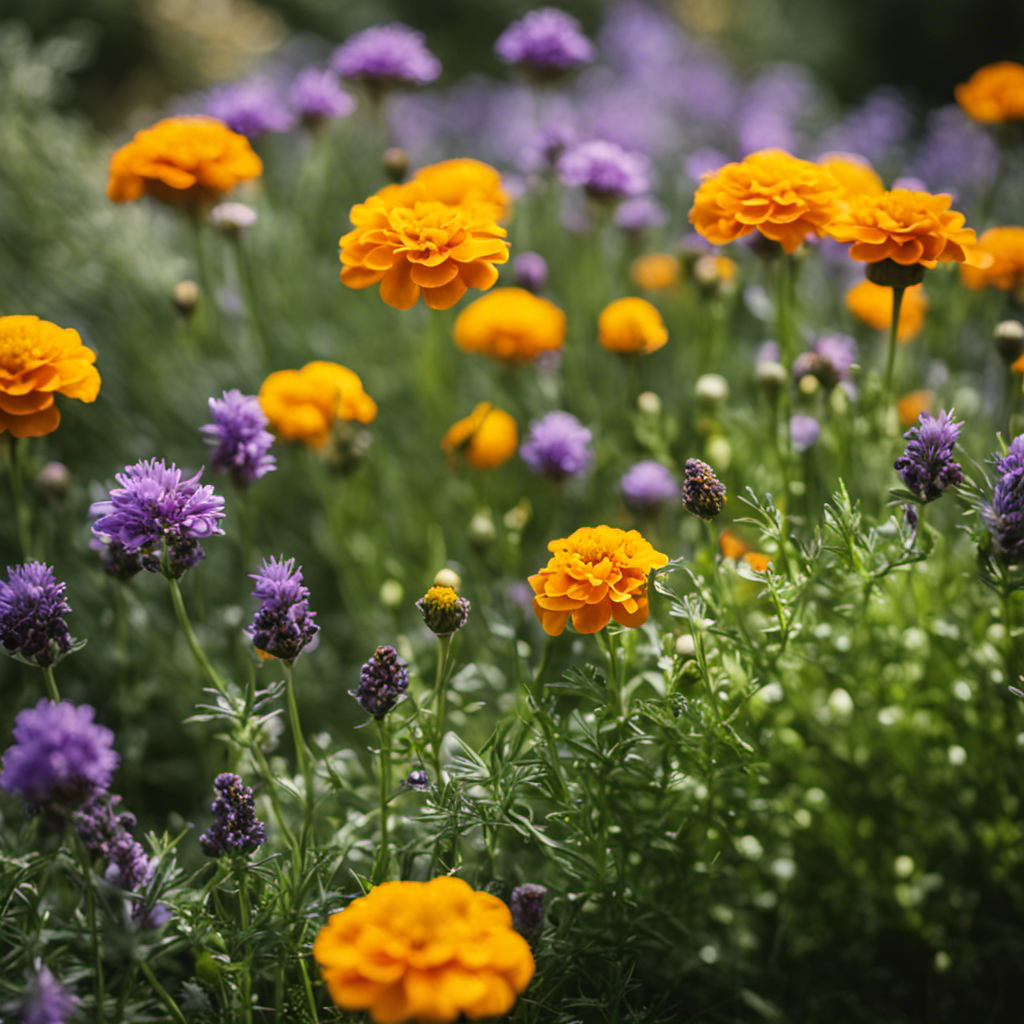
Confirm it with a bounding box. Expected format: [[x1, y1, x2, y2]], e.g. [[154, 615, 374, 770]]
[[0, 391, 55, 416], [369, 981, 412, 1024], [341, 265, 387, 289], [457, 260, 501, 291], [0, 404, 61, 438], [537, 603, 571, 636], [571, 600, 613, 634], [363, 245, 399, 271], [423, 276, 469, 310], [534, 593, 583, 612], [611, 599, 649, 628], [56, 365, 101, 403], [409, 260, 460, 288], [379, 260, 421, 310]]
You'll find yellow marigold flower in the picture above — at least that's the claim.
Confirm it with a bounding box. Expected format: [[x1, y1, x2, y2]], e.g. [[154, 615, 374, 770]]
[[259, 361, 377, 449], [529, 524, 668, 636], [955, 61, 1024, 123], [897, 390, 934, 428], [441, 402, 518, 469], [817, 152, 885, 197], [453, 288, 566, 363], [411, 158, 511, 220], [106, 116, 262, 207], [846, 280, 927, 342], [598, 297, 668, 355], [960, 227, 1024, 291], [824, 189, 977, 268], [688, 149, 844, 254], [314, 876, 534, 1024], [0, 316, 100, 437], [630, 253, 680, 291]]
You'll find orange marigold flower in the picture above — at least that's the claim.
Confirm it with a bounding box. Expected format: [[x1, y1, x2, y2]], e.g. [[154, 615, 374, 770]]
[[411, 158, 511, 220], [824, 189, 977, 268], [719, 528, 749, 561], [846, 280, 927, 342], [106, 116, 262, 207], [529, 524, 669, 636], [960, 227, 1024, 291], [453, 288, 566, 363], [259, 361, 377, 449], [817, 152, 885, 197], [598, 297, 668, 355], [897, 390, 934, 428], [630, 253, 680, 291], [955, 61, 1024, 123], [0, 316, 100, 437], [442, 402, 518, 469], [688, 149, 844, 254], [314, 876, 534, 1024]]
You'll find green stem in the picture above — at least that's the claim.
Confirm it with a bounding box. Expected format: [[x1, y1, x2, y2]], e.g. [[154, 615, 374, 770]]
[[6, 437, 33, 559], [882, 285, 906, 418], [72, 832, 105, 1023], [284, 663, 314, 851], [234, 861, 254, 1024], [167, 576, 232, 700], [232, 239, 269, 377], [250, 741, 302, 888], [1003, 582, 1016, 690], [599, 630, 624, 719], [137, 959, 189, 1024], [374, 717, 392, 883], [190, 214, 221, 345], [42, 665, 60, 702], [431, 634, 454, 780]]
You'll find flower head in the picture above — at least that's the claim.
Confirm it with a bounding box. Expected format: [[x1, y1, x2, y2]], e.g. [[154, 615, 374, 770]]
[[630, 253, 679, 291], [621, 460, 679, 513], [352, 645, 410, 718], [688, 149, 844, 253], [442, 402, 518, 470], [205, 77, 296, 138], [509, 884, 547, 941], [513, 252, 549, 293], [529, 525, 668, 636], [817, 152, 885, 197], [314, 876, 535, 1023], [22, 965, 76, 1024], [410, 158, 511, 220], [797, 333, 858, 389], [210, 201, 258, 236], [331, 23, 441, 91], [76, 793, 150, 890], [557, 140, 651, 200], [248, 557, 319, 662], [106, 116, 262, 207], [982, 436, 1024, 564], [199, 773, 267, 858], [520, 411, 593, 480], [614, 195, 668, 234], [846, 280, 927, 341], [259, 362, 377, 449], [682, 459, 726, 520], [0, 316, 100, 438], [0, 562, 73, 667], [495, 7, 595, 78], [201, 389, 276, 488], [789, 414, 821, 453], [955, 61, 1024, 123], [416, 586, 471, 637], [894, 410, 963, 503], [960, 227, 1024, 292], [1, 700, 117, 810], [454, 288, 566, 364], [89, 459, 226, 578], [598, 297, 668, 355], [289, 67, 356, 126]]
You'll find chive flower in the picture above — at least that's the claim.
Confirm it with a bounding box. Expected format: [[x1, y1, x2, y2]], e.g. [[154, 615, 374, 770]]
[[621, 460, 679, 514], [0, 562, 73, 667], [494, 7, 595, 79], [330, 23, 441, 91], [248, 557, 319, 663], [520, 411, 593, 480], [200, 389, 277, 489]]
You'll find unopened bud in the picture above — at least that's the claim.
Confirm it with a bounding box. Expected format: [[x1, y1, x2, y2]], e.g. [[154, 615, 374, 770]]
[[210, 202, 257, 237], [469, 510, 496, 548], [172, 280, 200, 316], [756, 360, 788, 399], [380, 579, 404, 609], [383, 147, 410, 183], [695, 373, 729, 409], [433, 568, 462, 591], [637, 390, 662, 415], [995, 320, 1024, 366], [35, 461, 71, 502]]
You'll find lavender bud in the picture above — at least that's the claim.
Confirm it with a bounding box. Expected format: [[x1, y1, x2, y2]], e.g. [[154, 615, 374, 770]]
[[352, 645, 410, 719], [682, 459, 726, 520], [199, 774, 267, 858], [509, 883, 547, 941]]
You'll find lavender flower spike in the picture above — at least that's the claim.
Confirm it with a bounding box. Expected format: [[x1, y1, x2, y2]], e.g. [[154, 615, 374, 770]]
[[520, 411, 593, 480], [248, 557, 318, 662], [983, 435, 1024, 564], [90, 459, 225, 578], [0, 562, 73, 667], [22, 964, 76, 1024], [199, 774, 267, 858], [352, 645, 410, 719], [495, 7, 595, 78], [331, 23, 441, 91], [1, 699, 117, 810], [893, 410, 963, 503], [557, 140, 651, 201], [682, 459, 726, 520], [201, 390, 276, 489]]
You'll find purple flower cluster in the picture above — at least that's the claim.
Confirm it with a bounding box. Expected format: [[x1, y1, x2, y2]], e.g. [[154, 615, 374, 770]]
[[621, 461, 679, 513], [509, 883, 547, 940], [790, 415, 821, 453], [513, 252, 549, 293], [557, 140, 651, 200], [0, 562, 73, 667], [495, 7, 595, 78], [76, 794, 151, 891], [1, 700, 117, 810], [331, 23, 441, 90], [201, 390, 276, 489], [614, 195, 667, 234], [199, 774, 267, 858], [248, 557, 318, 663], [792, 334, 857, 390], [22, 965, 76, 1024], [90, 459, 226, 579], [520, 411, 593, 480], [289, 67, 356, 125], [983, 436, 1024, 564], [206, 77, 296, 138], [352, 645, 409, 719], [894, 410, 963, 503], [682, 459, 726, 520]]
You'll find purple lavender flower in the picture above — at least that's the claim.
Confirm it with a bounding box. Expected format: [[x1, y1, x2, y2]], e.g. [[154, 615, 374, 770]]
[[909, 106, 999, 201], [206, 77, 296, 138], [514, 252, 549, 293], [983, 436, 1024, 563], [0, 563, 73, 667], [894, 410, 963, 503], [737, 63, 819, 156], [76, 794, 136, 854], [790, 415, 821, 453], [520, 411, 593, 480], [495, 7, 595, 78], [200, 390, 276, 489], [817, 88, 911, 166], [1, 700, 117, 810], [509, 883, 547, 941], [331, 23, 441, 92], [289, 67, 356, 125], [352, 645, 410, 719], [90, 459, 225, 578], [199, 774, 266, 858], [248, 557, 318, 663], [621, 460, 679, 513], [682, 459, 726, 520], [614, 195, 667, 235], [104, 830, 152, 891], [22, 965, 76, 1024], [557, 140, 651, 200]]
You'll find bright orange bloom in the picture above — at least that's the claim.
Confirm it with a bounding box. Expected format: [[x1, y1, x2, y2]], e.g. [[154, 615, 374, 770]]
[[314, 876, 534, 1024], [0, 316, 100, 437], [955, 61, 1024, 123], [743, 551, 772, 573], [453, 288, 566, 362], [718, 529, 771, 572], [688, 149, 844, 253], [897, 390, 934, 428], [817, 152, 885, 197], [960, 227, 1024, 291], [442, 402, 518, 469], [845, 281, 927, 342], [630, 253, 680, 291], [598, 298, 668, 355], [106, 116, 262, 207], [259, 361, 377, 449], [529, 524, 668, 636], [824, 189, 977, 268], [411, 158, 511, 220]]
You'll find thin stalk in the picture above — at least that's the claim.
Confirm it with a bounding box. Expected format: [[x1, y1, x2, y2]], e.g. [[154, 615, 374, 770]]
[[284, 663, 314, 851], [599, 630, 623, 719], [249, 741, 302, 889], [6, 437, 32, 559], [882, 285, 906, 417], [232, 239, 269, 376], [431, 634, 454, 780], [72, 832, 105, 1023], [234, 861, 254, 1024], [166, 576, 232, 701], [42, 665, 60, 702], [374, 717, 392, 883], [189, 215, 221, 345], [1003, 582, 1017, 691], [137, 959, 189, 1024]]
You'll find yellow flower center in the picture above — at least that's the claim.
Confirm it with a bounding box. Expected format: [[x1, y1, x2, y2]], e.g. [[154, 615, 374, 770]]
[[390, 201, 468, 253], [423, 585, 459, 609], [0, 322, 47, 374]]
